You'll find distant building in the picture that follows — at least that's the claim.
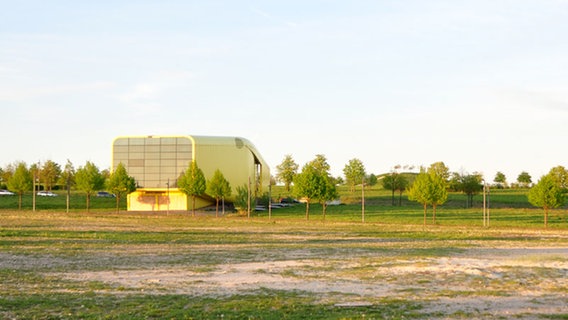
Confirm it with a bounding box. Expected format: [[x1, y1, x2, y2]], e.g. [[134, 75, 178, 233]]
[[112, 135, 270, 211]]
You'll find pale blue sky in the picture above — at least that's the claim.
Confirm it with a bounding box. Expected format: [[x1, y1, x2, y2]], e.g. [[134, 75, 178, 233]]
[[1, 0, 567, 182]]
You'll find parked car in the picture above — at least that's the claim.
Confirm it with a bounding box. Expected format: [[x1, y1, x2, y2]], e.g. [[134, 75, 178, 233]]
[[0, 189, 15, 196], [37, 191, 57, 197], [96, 191, 115, 198]]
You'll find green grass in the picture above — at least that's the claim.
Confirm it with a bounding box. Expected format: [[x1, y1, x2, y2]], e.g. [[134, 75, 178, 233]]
[[1, 186, 567, 319], [0, 211, 566, 319], [0, 190, 126, 211]]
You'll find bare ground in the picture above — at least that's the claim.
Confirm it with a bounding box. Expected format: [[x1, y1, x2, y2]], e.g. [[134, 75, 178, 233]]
[[14, 246, 560, 319]]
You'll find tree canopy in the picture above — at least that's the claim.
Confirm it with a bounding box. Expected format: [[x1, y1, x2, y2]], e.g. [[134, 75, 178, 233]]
[[494, 171, 507, 187], [343, 158, 366, 193], [517, 171, 532, 188], [276, 155, 298, 192]]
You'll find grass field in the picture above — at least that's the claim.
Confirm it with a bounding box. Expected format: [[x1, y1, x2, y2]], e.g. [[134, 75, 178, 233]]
[[1, 187, 567, 319]]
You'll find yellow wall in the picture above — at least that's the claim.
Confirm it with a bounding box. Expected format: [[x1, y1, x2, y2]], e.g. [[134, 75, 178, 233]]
[[127, 189, 188, 211]]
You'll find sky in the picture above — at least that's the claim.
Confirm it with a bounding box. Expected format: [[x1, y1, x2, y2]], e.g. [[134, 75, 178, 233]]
[[1, 0, 568, 183]]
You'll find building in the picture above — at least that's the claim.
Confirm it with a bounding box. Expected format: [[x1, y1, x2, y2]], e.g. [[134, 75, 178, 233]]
[[112, 135, 270, 211]]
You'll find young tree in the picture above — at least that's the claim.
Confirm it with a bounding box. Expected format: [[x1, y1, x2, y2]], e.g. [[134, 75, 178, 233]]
[[206, 169, 231, 217], [395, 174, 409, 206], [294, 164, 324, 221], [59, 160, 76, 213], [428, 173, 448, 224], [493, 171, 507, 188], [40, 160, 61, 191], [528, 174, 565, 227], [75, 161, 105, 212], [315, 171, 338, 221], [177, 161, 207, 216], [382, 172, 408, 206], [366, 174, 378, 188], [452, 172, 483, 208], [408, 166, 448, 225], [343, 158, 366, 193], [407, 171, 431, 226], [107, 163, 137, 213], [233, 184, 249, 214], [7, 162, 32, 210], [517, 171, 532, 188], [275, 155, 299, 192]]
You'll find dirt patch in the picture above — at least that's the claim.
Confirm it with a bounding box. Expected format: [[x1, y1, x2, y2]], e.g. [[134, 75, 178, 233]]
[[52, 247, 568, 318]]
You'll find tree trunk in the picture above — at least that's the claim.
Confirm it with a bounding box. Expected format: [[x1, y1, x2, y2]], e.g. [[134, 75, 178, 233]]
[[391, 189, 395, 206], [215, 198, 219, 218], [305, 201, 310, 220], [544, 207, 549, 228], [398, 190, 403, 206], [86, 194, 90, 213], [322, 202, 327, 221], [423, 203, 427, 226], [432, 204, 437, 224], [115, 195, 120, 213], [18, 193, 22, 210]]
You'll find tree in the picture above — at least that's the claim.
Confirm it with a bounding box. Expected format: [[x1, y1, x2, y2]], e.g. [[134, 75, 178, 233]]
[[451, 172, 483, 208], [343, 158, 366, 193], [493, 171, 507, 188], [382, 172, 408, 206], [407, 171, 431, 226], [7, 162, 32, 210], [528, 174, 565, 227], [177, 161, 207, 216], [407, 166, 448, 225], [206, 169, 231, 217], [40, 160, 61, 191], [1, 164, 15, 189], [275, 155, 299, 192], [294, 164, 323, 221], [59, 160, 76, 213], [517, 171, 532, 188], [233, 184, 249, 213], [366, 174, 378, 188], [394, 174, 409, 206], [75, 161, 105, 212], [428, 172, 448, 224], [315, 171, 338, 221], [548, 166, 568, 191], [107, 163, 136, 213]]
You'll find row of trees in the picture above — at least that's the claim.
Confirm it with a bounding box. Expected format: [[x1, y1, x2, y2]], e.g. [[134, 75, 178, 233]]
[[2, 160, 136, 212], [276, 155, 567, 227], [177, 161, 232, 217]]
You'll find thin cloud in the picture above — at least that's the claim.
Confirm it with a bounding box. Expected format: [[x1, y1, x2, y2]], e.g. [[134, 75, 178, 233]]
[[0, 81, 116, 101]]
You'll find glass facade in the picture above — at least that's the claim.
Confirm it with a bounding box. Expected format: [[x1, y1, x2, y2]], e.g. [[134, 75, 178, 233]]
[[113, 137, 192, 188]]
